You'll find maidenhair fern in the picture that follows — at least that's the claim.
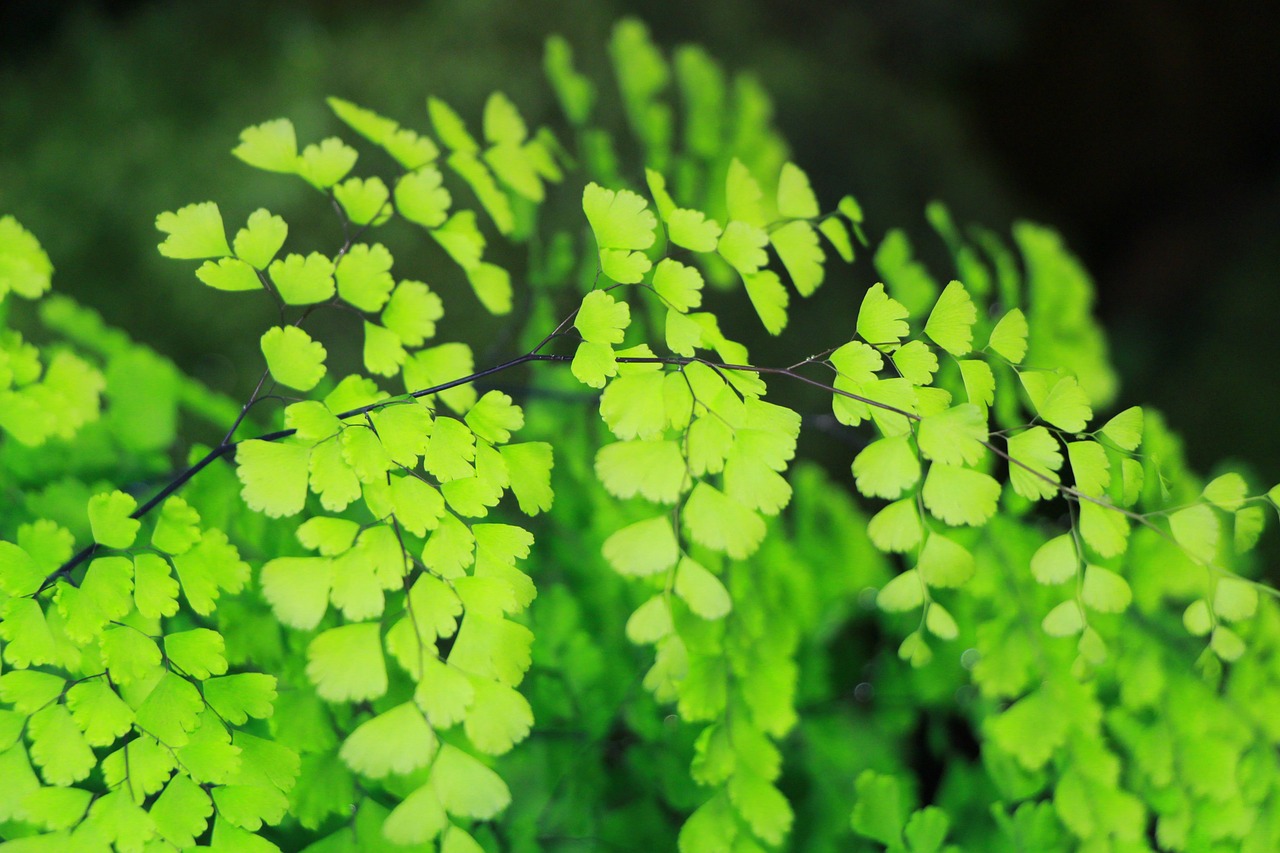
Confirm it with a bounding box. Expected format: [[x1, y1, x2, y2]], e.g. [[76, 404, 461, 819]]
[[2, 17, 1280, 853]]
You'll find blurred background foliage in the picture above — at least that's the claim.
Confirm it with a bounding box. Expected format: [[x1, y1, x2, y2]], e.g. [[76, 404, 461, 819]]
[[2, 0, 1278, 482]]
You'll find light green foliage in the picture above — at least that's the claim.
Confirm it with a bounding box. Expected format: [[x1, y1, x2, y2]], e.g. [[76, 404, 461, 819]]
[[3, 21, 1279, 853]]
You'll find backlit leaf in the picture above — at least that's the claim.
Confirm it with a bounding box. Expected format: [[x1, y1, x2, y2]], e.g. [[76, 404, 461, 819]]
[[260, 325, 326, 391], [1007, 426, 1063, 501], [857, 283, 909, 346], [232, 118, 297, 173], [156, 202, 230, 260], [987, 308, 1028, 363], [924, 280, 977, 356], [1099, 406, 1143, 451], [851, 435, 920, 500], [340, 703, 437, 778], [232, 209, 288, 269], [268, 252, 335, 305], [236, 439, 310, 518], [1081, 565, 1131, 613], [917, 404, 987, 466], [602, 516, 678, 576], [306, 623, 387, 702], [87, 490, 140, 549], [922, 464, 1001, 526]]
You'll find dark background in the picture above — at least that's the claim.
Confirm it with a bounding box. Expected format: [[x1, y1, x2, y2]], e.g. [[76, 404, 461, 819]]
[[3, 0, 1279, 483]]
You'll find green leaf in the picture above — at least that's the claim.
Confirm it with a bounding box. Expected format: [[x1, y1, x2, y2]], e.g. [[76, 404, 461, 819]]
[[771, 221, 825, 297], [1214, 577, 1258, 622], [867, 498, 922, 553], [260, 325, 327, 391], [428, 96, 479, 153], [195, 257, 260, 292], [1067, 440, 1110, 496], [818, 216, 854, 263], [236, 439, 310, 518], [653, 258, 704, 312], [431, 209, 485, 271], [333, 176, 392, 226], [851, 771, 905, 846], [1078, 500, 1130, 558], [66, 679, 134, 746], [600, 368, 667, 440], [852, 435, 920, 499], [1099, 405, 1143, 451], [1042, 600, 1085, 637], [336, 243, 395, 312], [602, 516, 678, 576], [1081, 565, 1131, 613], [268, 252, 335, 305], [22, 786, 92, 831], [728, 768, 793, 846], [465, 262, 513, 314], [987, 307, 1028, 363], [959, 359, 995, 409], [725, 158, 764, 225], [1211, 626, 1246, 661], [925, 603, 959, 641], [232, 118, 297, 173], [135, 672, 204, 748], [544, 35, 595, 124], [88, 490, 140, 549], [463, 678, 533, 755], [1007, 426, 1063, 501], [156, 202, 230, 259], [575, 290, 631, 345], [917, 534, 973, 587], [717, 221, 769, 276], [262, 555, 331, 626], [1022, 373, 1092, 433], [0, 215, 54, 300], [1170, 504, 1219, 562], [150, 774, 214, 848], [1235, 504, 1266, 553], [100, 625, 162, 685], [596, 439, 687, 504], [917, 404, 987, 466], [0, 670, 65, 714], [232, 209, 288, 269], [583, 182, 656, 255], [0, 541, 44, 597], [404, 342, 476, 414], [777, 162, 820, 218], [165, 628, 228, 680], [922, 464, 1001, 526], [892, 340, 939, 386], [431, 743, 511, 818], [675, 556, 731, 619], [383, 782, 448, 845], [362, 321, 405, 377], [500, 442, 554, 515], [340, 703, 437, 778], [626, 595, 672, 645], [382, 279, 443, 346], [744, 270, 789, 334], [203, 674, 277, 726], [1203, 472, 1248, 511], [27, 704, 95, 785], [668, 208, 721, 252], [1031, 534, 1078, 584], [683, 482, 766, 559], [924, 280, 977, 355], [306, 623, 387, 703], [857, 282, 910, 346], [877, 569, 924, 613], [296, 137, 358, 189], [395, 166, 451, 228]]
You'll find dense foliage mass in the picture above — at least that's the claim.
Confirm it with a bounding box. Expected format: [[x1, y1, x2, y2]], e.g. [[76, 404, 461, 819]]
[[3, 19, 1280, 853]]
